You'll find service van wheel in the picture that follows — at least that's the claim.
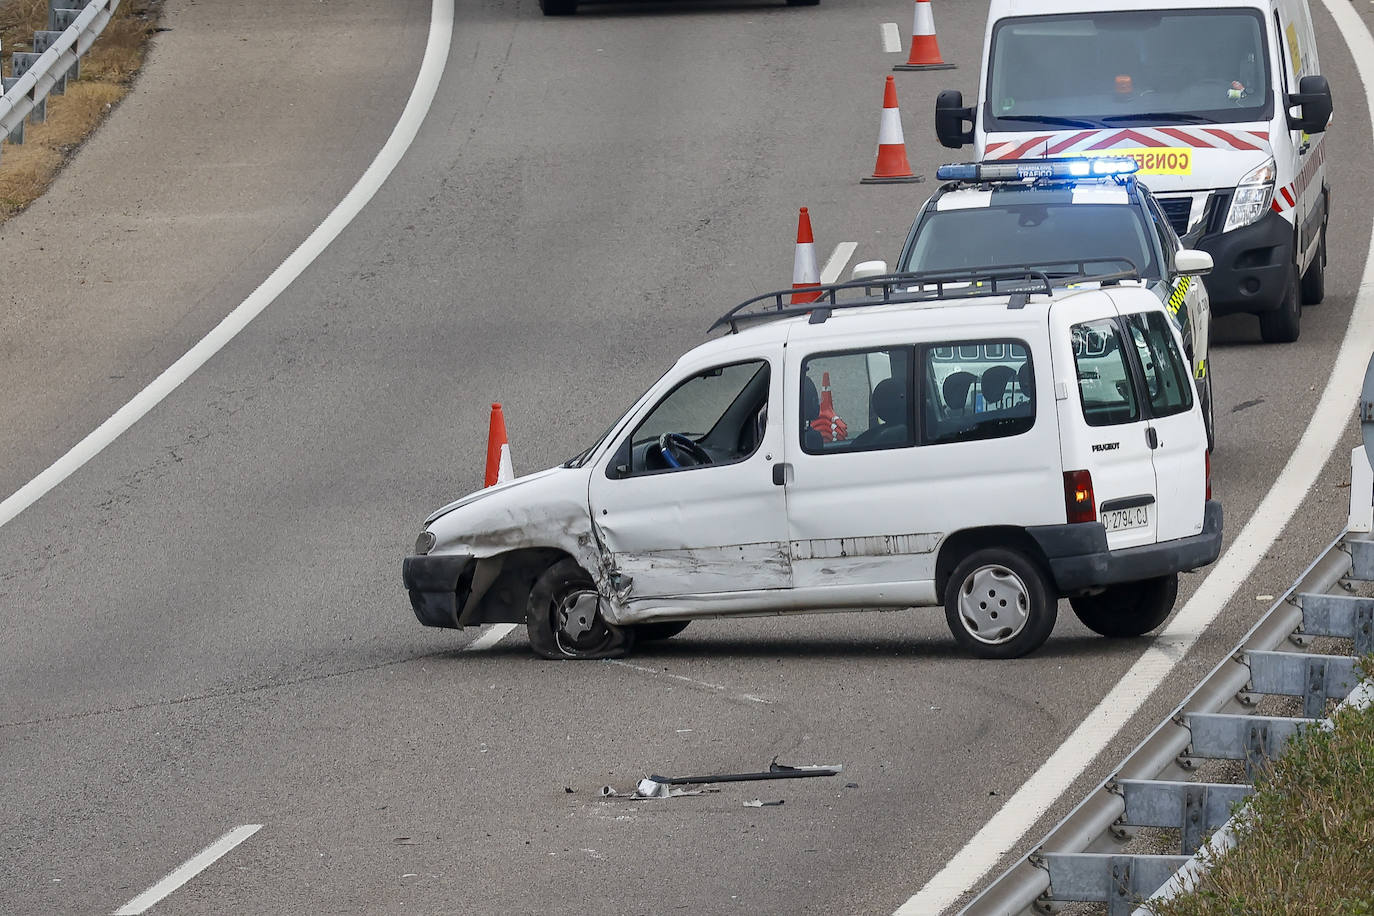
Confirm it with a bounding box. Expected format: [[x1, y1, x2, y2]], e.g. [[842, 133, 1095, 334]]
[[943, 548, 1056, 659], [1258, 268, 1301, 344], [527, 559, 634, 660], [630, 621, 691, 641], [1070, 574, 1178, 638], [1301, 221, 1326, 305]]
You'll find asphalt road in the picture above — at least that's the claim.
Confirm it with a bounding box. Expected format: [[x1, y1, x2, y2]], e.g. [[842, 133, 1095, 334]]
[[0, 0, 1370, 913]]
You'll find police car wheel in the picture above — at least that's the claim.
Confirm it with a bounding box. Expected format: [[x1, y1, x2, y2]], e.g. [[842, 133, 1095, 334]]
[[785, 0, 821, 6], [539, 0, 577, 14], [1070, 574, 1178, 638], [526, 559, 634, 660], [1300, 222, 1326, 306], [943, 548, 1056, 659], [1259, 267, 1301, 344], [1203, 374, 1215, 454]]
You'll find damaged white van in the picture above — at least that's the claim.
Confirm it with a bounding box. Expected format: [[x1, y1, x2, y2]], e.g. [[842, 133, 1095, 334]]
[[403, 270, 1222, 660], [934, 0, 1333, 343]]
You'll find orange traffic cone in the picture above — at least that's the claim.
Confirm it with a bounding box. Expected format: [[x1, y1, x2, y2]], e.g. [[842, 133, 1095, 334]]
[[484, 403, 515, 487], [894, 0, 954, 71], [861, 77, 922, 184], [791, 207, 821, 305], [810, 372, 849, 442]]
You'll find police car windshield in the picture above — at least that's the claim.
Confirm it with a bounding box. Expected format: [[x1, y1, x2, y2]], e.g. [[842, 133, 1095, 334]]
[[900, 203, 1161, 280], [987, 9, 1271, 128]]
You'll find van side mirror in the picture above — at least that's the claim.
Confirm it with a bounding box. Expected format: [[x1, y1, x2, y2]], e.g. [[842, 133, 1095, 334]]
[[935, 90, 975, 149], [1174, 249, 1213, 277], [852, 259, 889, 281], [1287, 75, 1332, 134]]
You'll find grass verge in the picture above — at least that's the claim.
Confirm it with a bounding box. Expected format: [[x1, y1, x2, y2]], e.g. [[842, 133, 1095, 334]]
[[1148, 658, 1374, 916], [0, 0, 162, 222]]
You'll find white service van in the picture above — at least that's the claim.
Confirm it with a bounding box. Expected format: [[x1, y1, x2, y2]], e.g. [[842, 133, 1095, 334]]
[[402, 270, 1223, 661], [934, 0, 1334, 343]]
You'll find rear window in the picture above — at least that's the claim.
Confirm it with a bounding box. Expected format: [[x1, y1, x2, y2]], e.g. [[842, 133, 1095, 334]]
[[1072, 319, 1140, 426], [924, 340, 1035, 444], [1126, 311, 1193, 416]]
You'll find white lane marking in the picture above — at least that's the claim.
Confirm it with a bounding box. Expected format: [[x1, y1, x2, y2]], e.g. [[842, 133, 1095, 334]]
[[113, 824, 262, 915], [881, 22, 902, 54], [820, 242, 858, 284], [897, 3, 1374, 910], [463, 622, 518, 651], [607, 659, 772, 703], [0, 0, 455, 532]]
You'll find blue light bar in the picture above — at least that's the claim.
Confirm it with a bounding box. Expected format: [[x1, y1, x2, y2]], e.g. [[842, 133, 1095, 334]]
[[936, 157, 1139, 183]]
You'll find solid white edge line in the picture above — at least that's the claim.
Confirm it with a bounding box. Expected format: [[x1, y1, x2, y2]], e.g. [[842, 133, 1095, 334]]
[[463, 622, 518, 651], [896, 2, 1374, 910], [881, 22, 902, 54], [112, 824, 262, 915], [0, 0, 456, 532], [820, 242, 858, 284]]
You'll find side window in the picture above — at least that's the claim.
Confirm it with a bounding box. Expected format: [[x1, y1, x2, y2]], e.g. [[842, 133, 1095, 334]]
[[800, 348, 913, 454], [1126, 312, 1194, 416], [1072, 320, 1141, 426], [610, 360, 769, 477], [924, 339, 1035, 445]]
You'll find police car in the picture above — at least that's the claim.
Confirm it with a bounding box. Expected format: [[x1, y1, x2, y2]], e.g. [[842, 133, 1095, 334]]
[[402, 268, 1222, 662], [854, 157, 1216, 449]]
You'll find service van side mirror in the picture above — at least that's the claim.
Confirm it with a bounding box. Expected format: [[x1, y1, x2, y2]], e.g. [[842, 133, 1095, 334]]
[[1175, 249, 1213, 277], [852, 260, 889, 281], [935, 90, 975, 149], [1287, 75, 1333, 134]]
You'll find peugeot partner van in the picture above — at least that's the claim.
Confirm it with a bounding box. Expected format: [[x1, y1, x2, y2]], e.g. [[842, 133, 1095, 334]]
[[402, 269, 1223, 661], [934, 0, 1333, 343]]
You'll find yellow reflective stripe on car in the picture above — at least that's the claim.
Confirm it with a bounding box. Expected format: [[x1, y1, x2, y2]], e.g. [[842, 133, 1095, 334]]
[[1166, 276, 1190, 316]]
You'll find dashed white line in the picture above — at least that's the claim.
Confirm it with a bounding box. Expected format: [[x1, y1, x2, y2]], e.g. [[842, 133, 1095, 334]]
[[821, 241, 858, 284], [113, 824, 262, 915], [0, 0, 455, 532], [881, 22, 903, 54], [463, 622, 518, 652], [896, 3, 1374, 911], [608, 659, 771, 703]]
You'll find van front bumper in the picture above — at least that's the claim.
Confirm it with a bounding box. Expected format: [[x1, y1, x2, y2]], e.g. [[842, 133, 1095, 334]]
[[402, 553, 475, 628], [1028, 500, 1223, 594], [1197, 210, 1293, 317]]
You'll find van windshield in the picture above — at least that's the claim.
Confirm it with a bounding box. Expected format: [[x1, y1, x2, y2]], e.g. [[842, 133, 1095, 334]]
[[986, 9, 1272, 129]]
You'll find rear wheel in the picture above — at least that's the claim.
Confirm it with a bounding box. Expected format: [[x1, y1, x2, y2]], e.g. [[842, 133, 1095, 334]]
[[539, 0, 577, 14], [943, 547, 1056, 659], [1300, 218, 1326, 305], [1258, 264, 1301, 344], [785, 0, 820, 6], [630, 621, 691, 641], [1202, 373, 1215, 453], [526, 559, 634, 659], [1070, 574, 1178, 638]]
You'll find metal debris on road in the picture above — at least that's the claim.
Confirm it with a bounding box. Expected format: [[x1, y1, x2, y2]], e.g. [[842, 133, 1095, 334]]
[[743, 799, 785, 807], [645, 757, 843, 788]]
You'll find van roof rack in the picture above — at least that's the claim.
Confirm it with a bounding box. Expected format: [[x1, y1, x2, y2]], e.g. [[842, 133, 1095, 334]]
[[708, 259, 1139, 334]]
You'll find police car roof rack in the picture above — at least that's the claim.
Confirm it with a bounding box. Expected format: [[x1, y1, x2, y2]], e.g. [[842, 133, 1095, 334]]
[[709, 260, 1140, 334]]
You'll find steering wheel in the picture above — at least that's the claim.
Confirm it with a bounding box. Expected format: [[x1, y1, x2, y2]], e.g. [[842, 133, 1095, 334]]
[[658, 433, 713, 469]]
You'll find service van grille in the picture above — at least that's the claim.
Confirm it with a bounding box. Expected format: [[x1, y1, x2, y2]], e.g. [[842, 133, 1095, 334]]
[[1158, 197, 1192, 236]]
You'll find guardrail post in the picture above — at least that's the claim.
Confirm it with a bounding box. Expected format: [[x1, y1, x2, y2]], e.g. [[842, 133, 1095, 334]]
[[10, 53, 47, 123], [31, 31, 69, 95], [48, 0, 85, 81]]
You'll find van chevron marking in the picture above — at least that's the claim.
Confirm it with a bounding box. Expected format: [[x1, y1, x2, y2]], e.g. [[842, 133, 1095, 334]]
[[987, 127, 1272, 160]]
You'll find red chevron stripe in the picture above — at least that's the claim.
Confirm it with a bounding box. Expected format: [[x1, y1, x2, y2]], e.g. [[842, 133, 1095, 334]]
[[1086, 128, 1168, 150], [1045, 130, 1101, 155], [1203, 128, 1262, 151], [1157, 127, 1216, 148], [999, 135, 1056, 159], [1280, 186, 1296, 207]]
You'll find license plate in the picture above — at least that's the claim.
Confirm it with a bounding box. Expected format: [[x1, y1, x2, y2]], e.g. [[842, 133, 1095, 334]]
[[1103, 505, 1149, 532]]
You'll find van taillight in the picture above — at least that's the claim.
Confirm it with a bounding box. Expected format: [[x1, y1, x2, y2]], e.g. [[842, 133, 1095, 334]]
[[1206, 450, 1212, 501], [1063, 470, 1096, 523]]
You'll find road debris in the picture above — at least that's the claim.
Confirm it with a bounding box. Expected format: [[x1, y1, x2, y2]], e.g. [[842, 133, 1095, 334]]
[[644, 757, 842, 788], [743, 799, 785, 807]]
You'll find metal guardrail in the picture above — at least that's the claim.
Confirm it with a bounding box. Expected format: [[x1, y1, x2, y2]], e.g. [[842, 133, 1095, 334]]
[[0, 0, 121, 157], [957, 445, 1374, 915]]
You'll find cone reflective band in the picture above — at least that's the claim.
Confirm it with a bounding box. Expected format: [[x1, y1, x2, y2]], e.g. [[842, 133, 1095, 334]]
[[861, 77, 921, 184], [894, 0, 954, 71], [485, 402, 515, 487], [791, 207, 821, 304]]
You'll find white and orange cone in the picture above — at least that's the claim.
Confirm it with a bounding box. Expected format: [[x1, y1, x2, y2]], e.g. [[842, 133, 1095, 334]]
[[791, 207, 821, 304], [484, 402, 515, 487], [861, 76, 922, 184], [894, 0, 954, 71]]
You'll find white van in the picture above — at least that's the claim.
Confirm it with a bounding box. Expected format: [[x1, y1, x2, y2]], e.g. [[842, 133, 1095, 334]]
[[402, 270, 1223, 661], [934, 0, 1334, 343]]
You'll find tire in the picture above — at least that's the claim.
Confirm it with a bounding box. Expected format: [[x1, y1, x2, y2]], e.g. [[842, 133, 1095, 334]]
[[1300, 220, 1326, 305], [1070, 574, 1178, 638], [943, 547, 1057, 659], [1258, 264, 1301, 344], [1202, 372, 1215, 453], [539, 0, 577, 14], [630, 621, 691, 641], [526, 559, 634, 660], [785, 0, 821, 6]]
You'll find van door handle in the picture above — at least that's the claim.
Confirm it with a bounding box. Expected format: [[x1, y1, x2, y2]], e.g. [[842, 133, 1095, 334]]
[[772, 463, 791, 486], [1146, 427, 1159, 450]]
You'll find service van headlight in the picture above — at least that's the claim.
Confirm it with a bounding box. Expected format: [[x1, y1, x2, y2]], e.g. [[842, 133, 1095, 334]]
[[1223, 158, 1277, 233]]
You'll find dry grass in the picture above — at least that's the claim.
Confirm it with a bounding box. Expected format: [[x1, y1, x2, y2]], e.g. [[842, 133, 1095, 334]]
[[0, 0, 162, 220], [1147, 659, 1374, 916]]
